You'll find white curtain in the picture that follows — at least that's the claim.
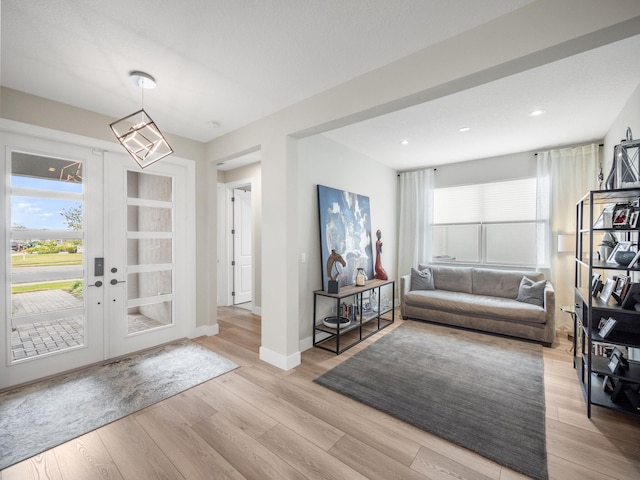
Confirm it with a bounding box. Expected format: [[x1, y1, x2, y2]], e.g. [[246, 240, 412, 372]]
[[397, 169, 435, 278], [537, 143, 599, 333]]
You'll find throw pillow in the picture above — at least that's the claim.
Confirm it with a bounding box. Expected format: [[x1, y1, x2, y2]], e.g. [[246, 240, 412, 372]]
[[411, 267, 435, 291], [516, 276, 546, 307]]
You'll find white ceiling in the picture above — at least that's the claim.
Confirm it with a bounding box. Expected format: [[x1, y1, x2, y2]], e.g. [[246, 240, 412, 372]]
[[2, 1, 640, 171], [325, 34, 640, 170]]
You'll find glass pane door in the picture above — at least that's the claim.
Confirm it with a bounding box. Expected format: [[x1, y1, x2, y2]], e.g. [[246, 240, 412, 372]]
[[10, 152, 85, 362], [126, 170, 174, 334], [106, 152, 189, 359]]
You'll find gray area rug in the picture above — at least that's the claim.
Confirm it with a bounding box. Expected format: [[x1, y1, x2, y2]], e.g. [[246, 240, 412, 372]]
[[315, 321, 548, 480], [0, 340, 238, 470]]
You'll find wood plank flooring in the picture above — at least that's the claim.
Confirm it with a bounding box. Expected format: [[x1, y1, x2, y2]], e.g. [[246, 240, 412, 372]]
[[3, 306, 640, 479]]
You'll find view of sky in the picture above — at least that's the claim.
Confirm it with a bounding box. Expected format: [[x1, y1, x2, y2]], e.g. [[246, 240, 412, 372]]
[[11, 176, 82, 231]]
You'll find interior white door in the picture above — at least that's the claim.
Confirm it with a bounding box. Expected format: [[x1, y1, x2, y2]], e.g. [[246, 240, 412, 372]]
[[1, 132, 104, 389], [104, 152, 191, 358], [233, 188, 252, 305]]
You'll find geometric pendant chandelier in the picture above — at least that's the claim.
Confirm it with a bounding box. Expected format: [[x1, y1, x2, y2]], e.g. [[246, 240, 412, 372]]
[[109, 72, 173, 168]]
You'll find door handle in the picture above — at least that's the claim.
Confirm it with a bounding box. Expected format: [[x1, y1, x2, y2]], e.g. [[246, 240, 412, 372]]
[[110, 279, 126, 285], [88, 280, 103, 287]]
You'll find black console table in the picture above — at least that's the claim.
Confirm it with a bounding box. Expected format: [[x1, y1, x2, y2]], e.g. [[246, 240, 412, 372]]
[[313, 279, 394, 354]]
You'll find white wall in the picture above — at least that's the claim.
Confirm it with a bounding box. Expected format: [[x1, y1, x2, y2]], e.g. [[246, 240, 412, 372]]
[[298, 135, 397, 349], [603, 82, 640, 171]]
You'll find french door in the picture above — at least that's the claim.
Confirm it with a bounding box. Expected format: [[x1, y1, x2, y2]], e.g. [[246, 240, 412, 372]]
[[1, 131, 192, 389]]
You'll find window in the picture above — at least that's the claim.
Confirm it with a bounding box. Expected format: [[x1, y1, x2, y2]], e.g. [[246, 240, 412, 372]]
[[432, 178, 538, 266]]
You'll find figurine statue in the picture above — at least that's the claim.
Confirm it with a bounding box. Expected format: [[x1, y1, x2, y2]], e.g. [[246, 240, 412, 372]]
[[326, 249, 346, 293], [374, 229, 388, 280]]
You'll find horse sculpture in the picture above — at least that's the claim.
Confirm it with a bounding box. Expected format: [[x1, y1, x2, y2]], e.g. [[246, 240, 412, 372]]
[[327, 249, 346, 282]]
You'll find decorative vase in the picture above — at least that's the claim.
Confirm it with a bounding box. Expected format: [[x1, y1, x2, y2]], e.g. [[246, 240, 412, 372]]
[[356, 268, 367, 286], [614, 250, 636, 266]]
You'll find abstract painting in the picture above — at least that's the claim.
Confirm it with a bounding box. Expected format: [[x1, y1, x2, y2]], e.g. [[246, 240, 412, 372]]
[[317, 185, 373, 290]]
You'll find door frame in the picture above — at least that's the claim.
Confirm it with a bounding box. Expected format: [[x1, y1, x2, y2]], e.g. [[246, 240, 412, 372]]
[[0, 119, 198, 389], [217, 177, 255, 309]]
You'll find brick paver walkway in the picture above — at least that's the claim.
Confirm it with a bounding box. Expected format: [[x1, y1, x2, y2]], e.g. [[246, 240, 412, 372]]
[[11, 290, 85, 361], [10, 289, 165, 361], [11, 317, 84, 361]]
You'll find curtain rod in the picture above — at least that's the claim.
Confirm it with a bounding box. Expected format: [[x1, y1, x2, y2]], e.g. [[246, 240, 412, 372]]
[[397, 167, 436, 177], [534, 143, 604, 156]]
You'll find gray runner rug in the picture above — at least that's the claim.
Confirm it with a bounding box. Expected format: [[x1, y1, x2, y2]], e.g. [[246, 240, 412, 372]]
[[0, 340, 238, 470], [315, 321, 548, 480]]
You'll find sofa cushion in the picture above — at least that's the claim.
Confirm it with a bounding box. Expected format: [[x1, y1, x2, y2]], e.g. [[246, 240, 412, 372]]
[[404, 289, 546, 324], [419, 264, 472, 293], [411, 267, 435, 290], [472, 268, 544, 299], [516, 276, 546, 307]]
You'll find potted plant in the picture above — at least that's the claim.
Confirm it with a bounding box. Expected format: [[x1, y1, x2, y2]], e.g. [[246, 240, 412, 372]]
[[600, 232, 618, 261]]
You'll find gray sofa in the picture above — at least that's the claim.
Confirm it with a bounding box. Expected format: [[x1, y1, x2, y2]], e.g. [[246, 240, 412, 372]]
[[400, 265, 556, 346]]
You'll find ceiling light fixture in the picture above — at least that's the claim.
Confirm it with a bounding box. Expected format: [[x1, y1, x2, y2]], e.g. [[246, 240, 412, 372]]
[[459, 127, 471, 133], [401, 139, 409, 145], [110, 71, 173, 169], [529, 109, 546, 117]]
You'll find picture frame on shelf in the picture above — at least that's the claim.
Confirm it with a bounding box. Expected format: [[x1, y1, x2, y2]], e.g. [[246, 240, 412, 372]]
[[614, 274, 630, 302], [620, 282, 640, 309], [630, 210, 639, 228], [591, 273, 602, 295], [613, 207, 631, 227], [598, 316, 618, 338], [626, 249, 640, 268], [607, 241, 633, 263], [608, 350, 622, 374], [594, 204, 615, 228], [600, 278, 617, 303]]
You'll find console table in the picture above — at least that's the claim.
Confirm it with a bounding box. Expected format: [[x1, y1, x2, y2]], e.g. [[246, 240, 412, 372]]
[[313, 279, 394, 354]]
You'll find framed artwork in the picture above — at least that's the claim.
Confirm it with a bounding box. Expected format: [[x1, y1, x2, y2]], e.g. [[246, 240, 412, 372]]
[[317, 185, 374, 291]]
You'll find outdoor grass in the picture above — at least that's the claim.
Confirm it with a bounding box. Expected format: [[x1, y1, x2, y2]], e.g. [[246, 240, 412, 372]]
[[11, 253, 82, 267], [11, 280, 79, 294]]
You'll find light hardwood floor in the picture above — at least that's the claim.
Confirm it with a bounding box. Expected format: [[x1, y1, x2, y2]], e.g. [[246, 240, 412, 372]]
[[2, 306, 640, 480]]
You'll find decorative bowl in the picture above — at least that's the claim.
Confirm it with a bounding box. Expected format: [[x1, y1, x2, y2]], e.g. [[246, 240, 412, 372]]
[[614, 250, 637, 266], [322, 316, 350, 329]]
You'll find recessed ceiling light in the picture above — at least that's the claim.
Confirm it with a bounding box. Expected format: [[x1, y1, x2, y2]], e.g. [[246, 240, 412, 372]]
[[529, 109, 546, 117], [400, 139, 409, 145], [208, 121, 221, 128], [459, 127, 471, 133]]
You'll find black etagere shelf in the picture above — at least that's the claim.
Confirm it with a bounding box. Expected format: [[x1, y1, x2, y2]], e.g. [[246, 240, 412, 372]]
[[574, 188, 640, 418]]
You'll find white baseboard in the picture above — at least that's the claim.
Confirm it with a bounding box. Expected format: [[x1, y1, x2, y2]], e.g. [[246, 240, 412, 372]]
[[252, 306, 262, 316], [189, 324, 219, 338], [259, 346, 300, 371]]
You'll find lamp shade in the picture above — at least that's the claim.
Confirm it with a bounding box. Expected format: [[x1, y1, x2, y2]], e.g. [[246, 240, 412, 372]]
[[110, 109, 173, 168], [557, 234, 575, 253]]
